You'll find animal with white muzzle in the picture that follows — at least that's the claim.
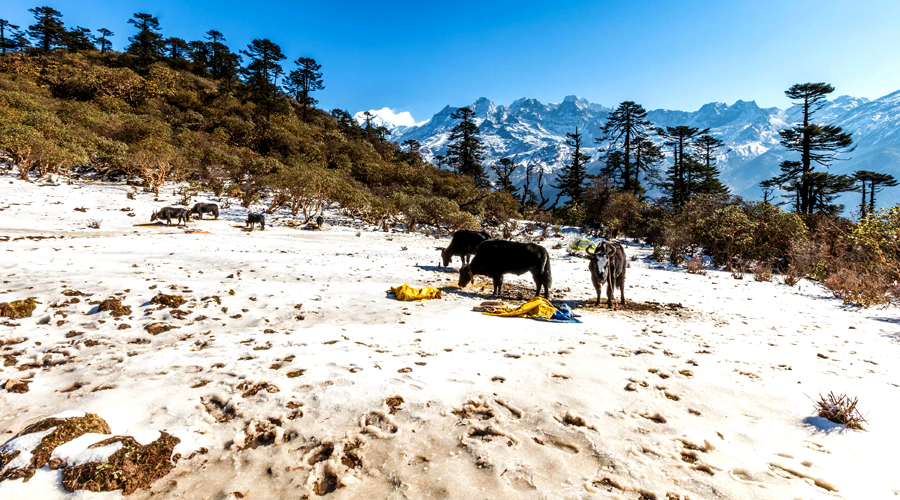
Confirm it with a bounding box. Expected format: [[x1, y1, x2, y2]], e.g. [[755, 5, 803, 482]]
[[588, 240, 626, 308]]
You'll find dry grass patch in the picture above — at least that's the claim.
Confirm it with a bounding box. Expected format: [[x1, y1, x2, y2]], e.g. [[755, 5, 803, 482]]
[[60, 433, 180, 495], [0, 413, 111, 482], [149, 293, 185, 309], [686, 257, 706, 275], [814, 392, 867, 430], [96, 298, 131, 317], [0, 298, 37, 319]]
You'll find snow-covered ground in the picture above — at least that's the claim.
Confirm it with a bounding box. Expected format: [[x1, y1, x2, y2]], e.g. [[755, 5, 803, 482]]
[[0, 174, 898, 500]]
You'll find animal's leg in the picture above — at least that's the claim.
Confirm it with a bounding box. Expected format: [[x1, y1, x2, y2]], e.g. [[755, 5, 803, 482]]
[[619, 276, 625, 305], [607, 275, 614, 309]]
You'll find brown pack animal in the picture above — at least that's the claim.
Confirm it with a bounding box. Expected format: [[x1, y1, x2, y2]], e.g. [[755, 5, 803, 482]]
[[588, 240, 626, 308], [151, 207, 191, 226]]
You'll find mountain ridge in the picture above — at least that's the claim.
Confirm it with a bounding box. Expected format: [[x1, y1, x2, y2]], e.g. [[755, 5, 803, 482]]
[[358, 91, 900, 211]]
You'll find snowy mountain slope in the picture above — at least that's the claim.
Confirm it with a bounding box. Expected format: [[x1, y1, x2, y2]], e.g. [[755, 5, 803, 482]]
[[378, 91, 900, 211], [2, 176, 899, 499]]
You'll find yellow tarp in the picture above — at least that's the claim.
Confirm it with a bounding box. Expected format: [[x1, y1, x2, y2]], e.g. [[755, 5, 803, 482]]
[[388, 284, 443, 301], [482, 297, 556, 319]]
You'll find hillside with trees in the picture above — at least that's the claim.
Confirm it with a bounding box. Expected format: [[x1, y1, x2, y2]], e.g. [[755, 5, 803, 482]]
[[0, 7, 518, 230], [0, 5, 897, 306]]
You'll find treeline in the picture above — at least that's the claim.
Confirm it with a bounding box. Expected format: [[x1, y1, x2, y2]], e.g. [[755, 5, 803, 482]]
[[436, 85, 897, 306], [0, 6, 518, 228]]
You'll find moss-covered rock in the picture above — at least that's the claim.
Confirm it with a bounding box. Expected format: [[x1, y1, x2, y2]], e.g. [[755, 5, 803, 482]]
[[60, 432, 181, 495], [0, 298, 37, 319]]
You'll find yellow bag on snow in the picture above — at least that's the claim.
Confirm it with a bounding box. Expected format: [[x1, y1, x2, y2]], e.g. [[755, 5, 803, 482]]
[[388, 284, 442, 301], [482, 297, 556, 319]]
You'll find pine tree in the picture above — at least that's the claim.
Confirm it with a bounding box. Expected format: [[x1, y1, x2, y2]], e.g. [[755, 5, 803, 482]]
[[163, 37, 189, 60], [806, 172, 854, 215], [631, 138, 665, 198], [285, 57, 324, 116], [596, 101, 653, 194], [552, 127, 591, 205], [762, 83, 854, 214], [188, 40, 211, 77], [759, 178, 780, 204], [445, 106, 487, 186], [693, 134, 729, 195], [490, 157, 519, 195], [854, 171, 898, 217], [0, 20, 21, 53], [204, 30, 241, 85], [64, 27, 95, 51], [241, 39, 286, 118], [126, 13, 164, 65], [96, 28, 113, 53], [330, 109, 364, 138], [402, 139, 421, 154], [657, 125, 707, 206], [27, 6, 66, 51]]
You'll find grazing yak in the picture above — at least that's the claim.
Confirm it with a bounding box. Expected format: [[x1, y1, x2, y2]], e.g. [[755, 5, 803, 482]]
[[190, 203, 219, 220], [589, 240, 626, 308], [246, 213, 265, 230], [459, 239, 552, 298], [151, 207, 191, 226], [437, 229, 491, 267]]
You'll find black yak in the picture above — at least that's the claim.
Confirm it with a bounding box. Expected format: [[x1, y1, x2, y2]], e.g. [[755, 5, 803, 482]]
[[437, 230, 491, 267], [459, 239, 552, 298], [191, 203, 219, 220], [246, 213, 265, 230], [151, 207, 191, 226]]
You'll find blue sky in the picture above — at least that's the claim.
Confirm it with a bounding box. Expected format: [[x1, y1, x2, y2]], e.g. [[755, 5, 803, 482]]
[[4, 0, 899, 121]]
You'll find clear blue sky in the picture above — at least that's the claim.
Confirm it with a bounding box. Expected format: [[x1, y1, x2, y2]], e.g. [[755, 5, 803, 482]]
[[4, 0, 899, 121]]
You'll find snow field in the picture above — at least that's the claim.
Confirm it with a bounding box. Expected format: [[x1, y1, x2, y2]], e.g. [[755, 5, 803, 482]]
[[0, 175, 898, 499]]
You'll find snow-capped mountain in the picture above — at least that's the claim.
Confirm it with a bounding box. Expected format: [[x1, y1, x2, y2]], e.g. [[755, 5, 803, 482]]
[[373, 91, 900, 211], [353, 108, 421, 136]]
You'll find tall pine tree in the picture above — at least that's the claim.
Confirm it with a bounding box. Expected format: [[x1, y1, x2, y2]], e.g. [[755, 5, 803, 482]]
[[126, 13, 164, 65], [285, 57, 324, 117], [445, 106, 487, 187], [596, 101, 653, 194], [204, 30, 241, 85], [163, 37, 189, 60], [657, 125, 707, 206], [0, 20, 22, 53], [552, 127, 591, 205], [96, 28, 113, 52], [27, 6, 65, 51], [240, 39, 286, 118], [64, 27, 95, 51], [762, 83, 854, 214], [693, 134, 729, 195], [853, 170, 898, 217]]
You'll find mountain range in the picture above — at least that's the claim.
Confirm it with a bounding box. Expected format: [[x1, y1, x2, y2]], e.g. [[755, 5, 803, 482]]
[[356, 90, 900, 212]]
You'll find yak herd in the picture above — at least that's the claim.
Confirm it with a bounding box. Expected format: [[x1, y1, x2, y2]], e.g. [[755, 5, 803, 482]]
[[149, 206, 626, 308], [440, 229, 627, 308], [151, 203, 264, 230]]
